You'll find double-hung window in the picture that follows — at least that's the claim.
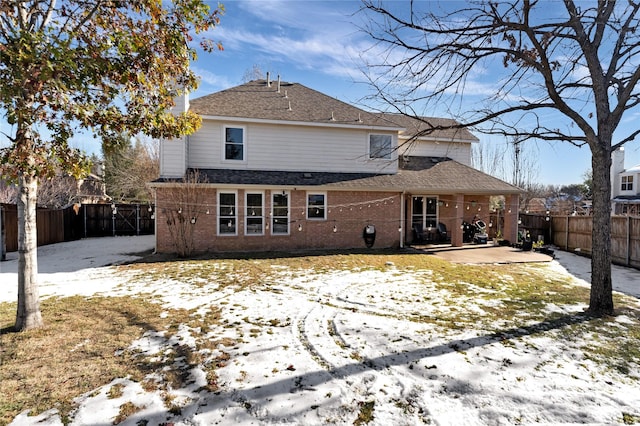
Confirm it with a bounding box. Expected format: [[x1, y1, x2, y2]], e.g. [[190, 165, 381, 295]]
[[218, 191, 237, 235], [224, 126, 245, 161], [622, 175, 634, 191], [246, 192, 264, 235], [272, 192, 289, 235], [369, 134, 392, 159], [307, 193, 326, 220]]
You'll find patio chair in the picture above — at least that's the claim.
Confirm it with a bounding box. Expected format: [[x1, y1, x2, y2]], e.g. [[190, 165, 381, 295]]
[[436, 222, 450, 243], [412, 224, 426, 244]]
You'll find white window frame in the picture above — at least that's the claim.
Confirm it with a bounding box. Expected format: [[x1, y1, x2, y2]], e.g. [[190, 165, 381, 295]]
[[222, 125, 246, 162], [245, 191, 265, 236], [368, 133, 393, 160], [411, 195, 439, 229], [306, 192, 327, 220], [218, 190, 238, 236], [271, 191, 290, 235], [621, 175, 634, 192]]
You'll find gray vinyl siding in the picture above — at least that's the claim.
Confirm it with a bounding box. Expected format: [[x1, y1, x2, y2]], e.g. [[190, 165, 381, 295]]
[[188, 120, 398, 174], [160, 137, 186, 178], [399, 140, 472, 166]]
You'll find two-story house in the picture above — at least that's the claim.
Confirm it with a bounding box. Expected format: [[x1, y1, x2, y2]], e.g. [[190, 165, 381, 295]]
[[612, 147, 640, 216], [152, 77, 521, 254]]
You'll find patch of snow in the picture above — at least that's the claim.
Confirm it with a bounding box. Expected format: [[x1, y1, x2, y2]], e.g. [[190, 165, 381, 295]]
[[3, 236, 640, 425]]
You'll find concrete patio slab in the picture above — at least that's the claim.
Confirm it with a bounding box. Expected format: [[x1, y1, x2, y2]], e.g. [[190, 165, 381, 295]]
[[422, 244, 554, 264]]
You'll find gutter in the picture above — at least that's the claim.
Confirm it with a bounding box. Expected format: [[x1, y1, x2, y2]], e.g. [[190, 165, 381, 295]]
[[399, 191, 405, 249]]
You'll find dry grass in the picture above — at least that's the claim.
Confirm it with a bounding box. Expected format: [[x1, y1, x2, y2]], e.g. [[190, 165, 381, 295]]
[[1, 249, 639, 424], [0, 296, 227, 424]]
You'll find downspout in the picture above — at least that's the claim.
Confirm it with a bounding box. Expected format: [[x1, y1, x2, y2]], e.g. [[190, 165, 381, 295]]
[[399, 191, 405, 248]]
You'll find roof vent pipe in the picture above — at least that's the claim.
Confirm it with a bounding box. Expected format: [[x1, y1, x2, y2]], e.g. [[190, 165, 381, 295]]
[[288, 100, 292, 111], [277, 75, 281, 93], [330, 111, 335, 121], [284, 90, 288, 98], [266, 72, 271, 87]]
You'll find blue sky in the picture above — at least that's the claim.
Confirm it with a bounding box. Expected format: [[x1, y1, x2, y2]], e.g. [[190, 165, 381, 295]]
[[4, 0, 640, 186], [179, 0, 640, 187]]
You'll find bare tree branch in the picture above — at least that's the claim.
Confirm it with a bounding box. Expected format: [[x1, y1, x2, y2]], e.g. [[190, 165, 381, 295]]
[[359, 0, 640, 316]]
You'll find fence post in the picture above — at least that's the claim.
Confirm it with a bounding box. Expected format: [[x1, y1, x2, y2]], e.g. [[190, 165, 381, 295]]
[[628, 216, 632, 267], [83, 204, 87, 238], [136, 204, 140, 236], [112, 205, 116, 237], [0, 205, 5, 261], [565, 216, 569, 251]]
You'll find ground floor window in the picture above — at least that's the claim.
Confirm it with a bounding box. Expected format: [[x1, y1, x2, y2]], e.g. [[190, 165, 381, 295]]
[[272, 191, 289, 235], [307, 192, 326, 220], [246, 192, 264, 235], [411, 196, 438, 229], [218, 191, 237, 235]]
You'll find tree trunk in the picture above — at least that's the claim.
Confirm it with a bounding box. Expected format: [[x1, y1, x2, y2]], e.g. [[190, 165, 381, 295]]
[[15, 172, 43, 331], [588, 147, 614, 316]]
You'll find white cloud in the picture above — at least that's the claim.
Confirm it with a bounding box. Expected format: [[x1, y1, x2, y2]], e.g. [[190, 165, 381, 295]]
[[191, 66, 234, 91]]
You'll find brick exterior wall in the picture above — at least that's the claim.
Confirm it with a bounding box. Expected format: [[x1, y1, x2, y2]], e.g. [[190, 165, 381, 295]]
[[155, 188, 403, 254]]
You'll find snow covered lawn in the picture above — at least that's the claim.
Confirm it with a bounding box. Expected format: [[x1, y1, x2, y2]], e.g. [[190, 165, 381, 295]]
[[2, 236, 640, 425]]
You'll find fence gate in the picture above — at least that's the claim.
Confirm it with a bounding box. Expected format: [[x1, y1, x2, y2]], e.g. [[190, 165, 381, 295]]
[[83, 203, 154, 237]]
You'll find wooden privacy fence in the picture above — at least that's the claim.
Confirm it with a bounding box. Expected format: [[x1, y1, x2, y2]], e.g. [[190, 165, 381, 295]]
[[551, 215, 640, 269], [1, 203, 154, 253], [487, 212, 552, 244]]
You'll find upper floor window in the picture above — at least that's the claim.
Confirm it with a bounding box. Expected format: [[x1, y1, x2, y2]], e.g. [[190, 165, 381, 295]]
[[621, 175, 634, 191], [272, 192, 289, 235], [369, 134, 392, 159], [224, 126, 245, 161], [307, 193, 326, 220], [218, 191, 237, 235]]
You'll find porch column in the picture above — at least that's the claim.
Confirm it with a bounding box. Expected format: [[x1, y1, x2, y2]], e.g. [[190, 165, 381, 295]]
[[451, 194, 465, 247], [503, 194, 519, 244]]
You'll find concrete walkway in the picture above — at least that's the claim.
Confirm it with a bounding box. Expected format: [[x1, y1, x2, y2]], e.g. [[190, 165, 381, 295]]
[[419, 243, 640, 299]]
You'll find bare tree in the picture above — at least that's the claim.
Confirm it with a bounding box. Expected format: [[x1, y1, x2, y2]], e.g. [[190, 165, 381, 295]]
[[242, 64, 266, 83], [36, 176, 77, 209], [360, 0, 640, 316], [472, 139, 509, 179], [1, 175, 87, 209], [161, 171, 207, 257], [103, 136, 159, 203]]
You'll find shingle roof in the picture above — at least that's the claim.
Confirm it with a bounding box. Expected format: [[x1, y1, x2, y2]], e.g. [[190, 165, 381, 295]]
[[373, 113, 479, 142], [189, 79, 396, 129], [155, 158, 521, 195], [189, 80, 480, 141]]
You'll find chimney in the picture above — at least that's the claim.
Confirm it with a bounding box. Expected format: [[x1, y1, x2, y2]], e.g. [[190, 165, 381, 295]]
[[611, 147, 625, 198]]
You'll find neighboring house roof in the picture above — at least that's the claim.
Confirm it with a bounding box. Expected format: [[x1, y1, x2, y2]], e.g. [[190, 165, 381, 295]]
[[189, 79, 399, 129], [373, 113, 479, 143], [624, 164, 640, 173], [613, 195, 640, 203], [155, 158, 520, 195]]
